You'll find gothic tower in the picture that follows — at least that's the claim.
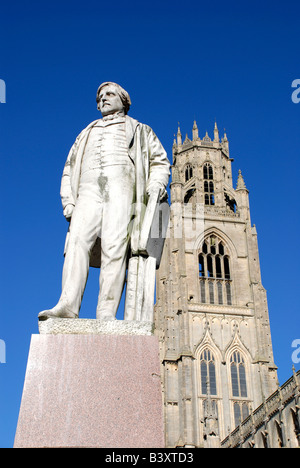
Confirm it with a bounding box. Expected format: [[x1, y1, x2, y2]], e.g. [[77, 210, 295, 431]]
[[154, 121, 278, 448]]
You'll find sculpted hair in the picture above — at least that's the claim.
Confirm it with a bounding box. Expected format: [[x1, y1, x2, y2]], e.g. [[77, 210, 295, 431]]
[[96, 82, 131, 115]]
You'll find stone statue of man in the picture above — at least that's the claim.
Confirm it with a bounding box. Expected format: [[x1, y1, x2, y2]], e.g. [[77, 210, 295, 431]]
[[39, 82, 170, 321]]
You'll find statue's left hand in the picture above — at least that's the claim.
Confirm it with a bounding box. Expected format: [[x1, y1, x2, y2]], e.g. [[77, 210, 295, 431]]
[[146, 183, 165, 200], [63, 204, 74, 221]]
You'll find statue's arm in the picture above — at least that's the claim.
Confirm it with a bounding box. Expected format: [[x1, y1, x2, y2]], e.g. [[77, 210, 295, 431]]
[[60, 139, 78, 220], [144, 126, 170, 197], [60, 120, 98, 220]]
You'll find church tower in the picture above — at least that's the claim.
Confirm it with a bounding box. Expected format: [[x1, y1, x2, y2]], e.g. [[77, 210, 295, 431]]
[[154, 122, 278, 447]]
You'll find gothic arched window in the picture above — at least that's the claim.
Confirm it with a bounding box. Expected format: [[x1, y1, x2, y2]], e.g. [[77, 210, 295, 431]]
[[230, 351, 248, 398], [185, 164, 193, 182], [198, 235, 233, 305], [203, 163, 215, 205], [203, 163, 213, 180], [230, 351, 251, 428], [204, 180, 215, 206], [200, 349, 217, 396]]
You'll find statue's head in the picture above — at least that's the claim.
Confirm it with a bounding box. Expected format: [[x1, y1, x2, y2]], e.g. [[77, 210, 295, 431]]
[[96, 82, 131, 116]]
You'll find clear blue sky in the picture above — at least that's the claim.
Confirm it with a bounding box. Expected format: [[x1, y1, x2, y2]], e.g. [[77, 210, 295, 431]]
[[0, 0, 299, 448]]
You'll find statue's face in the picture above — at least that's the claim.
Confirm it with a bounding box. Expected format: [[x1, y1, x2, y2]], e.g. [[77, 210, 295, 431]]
[[98, 84, 124, 116]]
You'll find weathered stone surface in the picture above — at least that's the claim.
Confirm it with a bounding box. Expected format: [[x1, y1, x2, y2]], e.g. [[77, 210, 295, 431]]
[[14, 334, 164, 448], [38, 81, 170, 323], [155, 121, 278, 448], [38, 318, 154, 335]]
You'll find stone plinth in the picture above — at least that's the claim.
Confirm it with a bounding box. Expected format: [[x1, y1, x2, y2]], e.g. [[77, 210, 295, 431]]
[[14, 332, 164, 448], [38, 317, 154, 336]]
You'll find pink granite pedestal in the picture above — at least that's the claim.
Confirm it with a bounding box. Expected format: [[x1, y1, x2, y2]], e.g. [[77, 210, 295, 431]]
[[14, 334, 164, 448]]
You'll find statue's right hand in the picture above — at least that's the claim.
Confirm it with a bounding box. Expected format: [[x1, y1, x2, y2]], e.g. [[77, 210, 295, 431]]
[[63, 204, 74, 221]]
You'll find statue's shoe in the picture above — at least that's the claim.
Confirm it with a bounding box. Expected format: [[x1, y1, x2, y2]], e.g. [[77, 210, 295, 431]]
[[38, 304, 77, 321]]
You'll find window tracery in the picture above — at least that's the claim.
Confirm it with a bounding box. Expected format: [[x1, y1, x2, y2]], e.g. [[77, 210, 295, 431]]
[[230, 351, 250, 427], [200, 349, 217, 396], [230, 351, 247, 398], [185, 164, 193, 182], [198, 236, 232, 305], [203, 163, 215, 205]]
